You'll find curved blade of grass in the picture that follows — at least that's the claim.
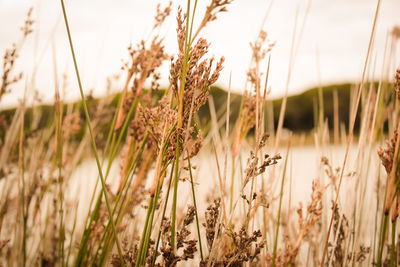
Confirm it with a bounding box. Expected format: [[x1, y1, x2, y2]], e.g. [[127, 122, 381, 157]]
[[59, 0, 124, 265]]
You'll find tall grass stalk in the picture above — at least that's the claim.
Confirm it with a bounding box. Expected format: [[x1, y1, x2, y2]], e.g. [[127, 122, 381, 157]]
[[171, 0, 195, 250], [187, 155, 204, 260], [55, 94, 65, 266], [372, 167, 382, 264], [52, 37, 66, 266], [136, 196, 155, 265], [139, 183, 163, 265], [378, 214, 389, 266], [152, 162, 175, 267], [137, 136, 175, 266], [66, 201, 79, 267], [390, 219, 397, 266], [134, 121, 177, 264], [95, 135, 149, 266], [18, 103, 26, 266], [59, 0, 124, 264], [271, 137, 291, 267], [77, 96, 139, 264], [320, 1, 381, 265], [273, 7, 298, 154]]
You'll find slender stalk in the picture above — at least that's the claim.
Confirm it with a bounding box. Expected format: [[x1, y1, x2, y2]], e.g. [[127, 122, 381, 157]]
[[94, 135, 148, 266], [378, 214, 389, 267], [171, 145, 181, 250], [320, 1, 381, 264], [66, 202, 78, 267], [271, 138, 291, 267], [19, 104, 26, 266], [171, 0, 193, 250], [376, 164, 390, 267], [187, 155, 204, 260], [55, 96, 65, 266], [59, 1, 124, 265], [136, 196, 154, 265], [140, 181, 163, 265], [372, 168, 382, 264], [390, 219, 397, 267], [230, 155, 235, 214], [152, 162, 175, 267]]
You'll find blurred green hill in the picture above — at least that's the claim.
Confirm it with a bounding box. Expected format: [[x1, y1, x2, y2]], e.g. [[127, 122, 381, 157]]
[[1, 83, 378, 143], [199, 83, 356, 133]]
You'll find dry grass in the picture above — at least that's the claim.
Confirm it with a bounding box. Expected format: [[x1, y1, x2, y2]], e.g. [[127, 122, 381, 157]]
[[0, 1, 400, 266]]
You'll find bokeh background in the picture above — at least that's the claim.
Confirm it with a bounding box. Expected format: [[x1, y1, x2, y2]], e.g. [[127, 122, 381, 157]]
[[0, 0, 399, 108]]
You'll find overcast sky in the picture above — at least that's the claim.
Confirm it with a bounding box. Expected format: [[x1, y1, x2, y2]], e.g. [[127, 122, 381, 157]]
[[0, 0, 399, 108]]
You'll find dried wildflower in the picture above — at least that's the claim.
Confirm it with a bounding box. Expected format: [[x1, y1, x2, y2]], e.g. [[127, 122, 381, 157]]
[[243, 151, 281, 188], [168, 7, 186, 57], [129, 38, 168, 98], [130, 105, 148, 143], [153, 1, 172, 29], [225, 227, 264, 265], [347, 245, 370, 264], [288, 180, 326, 264], [249, 31, 275, 65], [201, 226, 264, 266], [194, 0, 233, 40], [233, 28, 274, 155], [170, 38, 224, 127], [328, 202, 349, 267], [115, 26, 169, 130], [177, 206, 196, 249], [321, 156, 347, 192], [257, 132, 270, 149], [159, 217, 177, 265], [111, 239, 139, 267], [1, 8, 34, 100], [150, 71, 161, 92], [267, 180, 326, 266], [246, 30, 274, 93], [162, 10, 225, 162], [326, 204, 370, 266], [157, 206, 198, 266], [203, 198, 221, 251], [378, 130, 400, 213], [20, 7, 34, 36], [0, 45, 23, 100]]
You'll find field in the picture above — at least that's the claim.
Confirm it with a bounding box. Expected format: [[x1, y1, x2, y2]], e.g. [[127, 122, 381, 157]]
[[1, 0, 400, 266]]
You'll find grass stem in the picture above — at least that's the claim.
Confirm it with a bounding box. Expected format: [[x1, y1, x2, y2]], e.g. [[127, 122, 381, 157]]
[[59, 0, 124, 264]]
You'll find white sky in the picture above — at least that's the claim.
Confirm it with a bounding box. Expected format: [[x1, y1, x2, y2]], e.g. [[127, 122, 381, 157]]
[[0, 0, 399, 108]]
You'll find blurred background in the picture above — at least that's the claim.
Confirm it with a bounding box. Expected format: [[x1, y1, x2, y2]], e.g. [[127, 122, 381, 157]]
[[0, 0, 399, 108]]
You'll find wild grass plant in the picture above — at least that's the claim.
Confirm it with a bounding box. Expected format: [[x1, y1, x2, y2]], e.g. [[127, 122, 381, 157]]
[[0, 0, 400, 266]]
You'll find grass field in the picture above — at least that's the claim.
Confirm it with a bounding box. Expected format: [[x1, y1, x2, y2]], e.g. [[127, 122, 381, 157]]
[[0, 0, 400, 266]]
